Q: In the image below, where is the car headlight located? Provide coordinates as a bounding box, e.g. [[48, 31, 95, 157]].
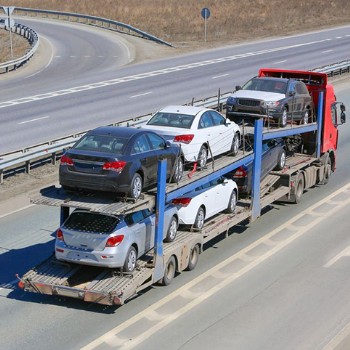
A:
[[262, 101, 280, 108], [227, 96, 237, 104]]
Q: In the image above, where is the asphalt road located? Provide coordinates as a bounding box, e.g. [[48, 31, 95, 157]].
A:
[[0, 19, 350, 152], [0, 81, 349, 349]]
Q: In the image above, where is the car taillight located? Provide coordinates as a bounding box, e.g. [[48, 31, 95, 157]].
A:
[[172, 198, 192, 207], [174, 134, 194, 144], [56, 228, 64, 242], [105, 235, 124, 247], [233, 166, 248, 178], [61, 155, 74, 166], [103, 161, 126, 173]]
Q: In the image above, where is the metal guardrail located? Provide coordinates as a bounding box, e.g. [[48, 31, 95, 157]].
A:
[[12, 7, 172, 47], [0, 22, 39, 73], [1, 61, 350, 183]]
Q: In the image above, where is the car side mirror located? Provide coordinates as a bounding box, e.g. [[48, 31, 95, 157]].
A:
[[235, 85, 242, 91], [341, 112, 346, 124], [165, 141, 172, 148]]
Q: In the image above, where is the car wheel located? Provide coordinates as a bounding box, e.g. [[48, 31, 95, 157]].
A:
[[165, 216, 178, 242], [159, 256, 176, 286], [301, 109, 309, 125], [230, 133, 240, 156], [129, 173, 142, 199], [279, 108, 288, 127], [123, 246, 137, 272], [226, 190, 237, 213], [194, 206, 205, 229], [197, 145, 208, 170], [171, 157, 183, 183], [275, 149, 286, 170], [293, 175, 304, 204], [186, 244, 200, 271]]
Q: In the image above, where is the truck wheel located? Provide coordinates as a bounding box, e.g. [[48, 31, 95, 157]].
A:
[[186, 244, 200, 271], [194, 207, 205, 229], [294, 175, 304, 204], [165, 216, 178, 242], [275, 149, 286, 170], [197, 145, 208, 170], [322, 156, 332, 185], [129, 173, 142, 200], [279, 108, 288, 127], [123, 246, 137, 272], [226, 190, 237, 213], [230, 133, 240, 156], [160, 256, 176, 286]]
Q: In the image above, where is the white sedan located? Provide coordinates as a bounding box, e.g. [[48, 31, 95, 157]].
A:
[[172, 177, 238, 229], [140, 105, 241, 169]]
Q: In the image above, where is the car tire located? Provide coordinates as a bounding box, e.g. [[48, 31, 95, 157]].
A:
[[123, 246, 137, 272], [301, 109, 309, 125], [226, 190, 237, 213], [186, 244, 200, 271], [129, 173, 142, 200], [194, 206, 205, 229], [171, 157, 183, 183], [165, 216, 178, 242], [275, 149, 286, 170], [159, 256, 176, 286], [279, 108, 288, 127], [230, 133, 240, 156], [197, 145, 208, 170]]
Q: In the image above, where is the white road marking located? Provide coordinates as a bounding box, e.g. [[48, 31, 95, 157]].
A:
[[129, 92, 152, 98], [336, 36, 342, 39], [82, 183, 350, 350], [0, 38, 333, 109], [17, 116, 50, 125], [212, 73, 229, 79], [322, 49, 334, 53], [324, 244, 350, 267], [322, 321, 350, 350], [273, 60, 287, 64], [69, 55, 76, 58]]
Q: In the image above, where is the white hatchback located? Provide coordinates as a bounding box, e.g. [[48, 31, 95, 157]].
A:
[[172, 177, 238, 229], [140, 105, 241, 169]]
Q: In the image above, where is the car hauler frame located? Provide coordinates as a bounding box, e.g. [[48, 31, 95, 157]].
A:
[[18, 69, 345, 306]]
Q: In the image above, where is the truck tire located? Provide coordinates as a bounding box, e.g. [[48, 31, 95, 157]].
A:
[[160, 256, 176, 286], [123, 246, 137, 272], [186, 244, 200, 271], [322, 156, 332, 185], [294, 175, 304, 204], [165, 216, 178, 242]]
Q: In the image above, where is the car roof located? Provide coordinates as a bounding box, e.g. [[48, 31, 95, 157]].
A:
[[88, 126, 147, 137], [254, 77, 291, 83], [158, 105, 209, 116]]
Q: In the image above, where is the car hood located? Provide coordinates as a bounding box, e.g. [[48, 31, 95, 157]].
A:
[[232, 90, 285, 101]]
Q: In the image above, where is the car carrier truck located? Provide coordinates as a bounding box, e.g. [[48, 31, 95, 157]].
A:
[[18, 69, 346, 306]]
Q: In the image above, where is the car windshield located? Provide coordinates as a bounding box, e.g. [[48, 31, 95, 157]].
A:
[[242, 78, 287, 94], [63, 211, 120, 234], [74, 135, 128, 154], [147, 112, 195, 129]]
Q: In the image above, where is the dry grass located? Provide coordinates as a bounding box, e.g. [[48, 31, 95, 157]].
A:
[[0, 29, 31, 62], [0, 0, 349, 61]]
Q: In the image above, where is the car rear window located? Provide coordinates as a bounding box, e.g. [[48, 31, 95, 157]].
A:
[[147, 112, 194, 129], [63, 211, 120, 234], [74, 135, 128, 154]]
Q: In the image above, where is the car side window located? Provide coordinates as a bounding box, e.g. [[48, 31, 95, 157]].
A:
[[296, 82, 309, 95], [288, 82, 296, 94], [147, 133, 165, 150], [198, 112, 214, 129], [125, 211, 144, 226], [210, 111, 226, 126], [131, 134, 151, 154]]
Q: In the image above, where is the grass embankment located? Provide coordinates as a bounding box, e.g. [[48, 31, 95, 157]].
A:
[[0, 0, 349, 62], [0, 30, 30, 62]]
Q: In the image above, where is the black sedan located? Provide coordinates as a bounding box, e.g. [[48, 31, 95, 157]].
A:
[[229, 137, 286, 195], [226, 77, 314, 127], [59, 126, 183, 199]]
